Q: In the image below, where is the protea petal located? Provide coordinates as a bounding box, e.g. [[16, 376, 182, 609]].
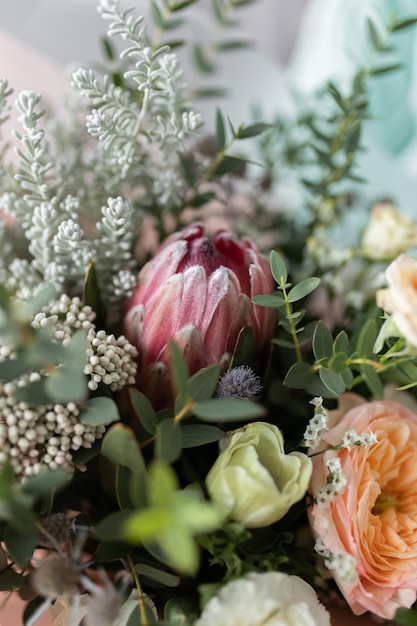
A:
[[139, 273, 184, 364], [124, 222, 275, 407]]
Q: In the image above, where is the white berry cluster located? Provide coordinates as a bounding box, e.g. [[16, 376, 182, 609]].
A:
[[32, 294, 138, 391], [315, 457, 347, 508], [0, 373, 106, 478], [85, 329, 138, 391], [0, 294, 138, 477]]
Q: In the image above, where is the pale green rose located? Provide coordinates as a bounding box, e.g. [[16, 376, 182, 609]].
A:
[[206, 422, 312, 528]]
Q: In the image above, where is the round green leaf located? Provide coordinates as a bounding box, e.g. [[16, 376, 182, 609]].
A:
[[79, 396, 119, 426]]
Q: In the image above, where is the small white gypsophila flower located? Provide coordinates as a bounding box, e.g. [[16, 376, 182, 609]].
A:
[[314, 539, 358, 585], [0, 377, 106, 478], [194, 571, 330, 626], [339, 428, 378, 451], [315, 457, 347, 508], [302, 397, 329, 449], [84, 329, 138, 392]]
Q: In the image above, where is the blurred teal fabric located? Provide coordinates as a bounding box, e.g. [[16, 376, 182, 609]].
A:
[[288, 0, 417, 213]]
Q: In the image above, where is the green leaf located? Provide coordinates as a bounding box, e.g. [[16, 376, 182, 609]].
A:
[[319, 369, 345, 396], [126, 602, 158, 625], [188, 365, 220, 402], [155, 418, 182, 463], [180, 424, 224, 448], [333, 330, 349, 354], [189, 191, 218, 207], [150, 0, 165, 28], [192, 44, 215, 73], [215, 108, 226, 150], [83, 261, 104, 327], [129, 388, 159, 435], [135, 563, 180, 587], [214, 154, 247, 176], [14, 378, 51, 405], [371, 63, 403, 76], [0, 565, 25, 591], [4, 526, 37, 568], [269, 250, 287, 285], [391, 17, 417, 32], [287, 277, 320, 302], [358, 318, 378, 357], [116, 465, 136, 510], [330, 352, 349, 374], [158, 525, 199, 575], [252, 294, 285, 308], [283, 362, 314, 388], [164, 596, 199, 624], [393, 607, 417, 625], [367, 18, 383, 50], [217, 39, 253, 51], [169, 341, 189, 402], [101, 424, 146, 476], [237, 122, 273, 139], [172, 0, 198, 10], [312, 321, 333, 360], [123, 507, 173, 543], [79, 396, 119, 426], [95, 510, 138, 541], [229, 326, 256, 369], [192, 398, 265, 422], [361, 364, 384, 399], [22, 470, 70, 497]]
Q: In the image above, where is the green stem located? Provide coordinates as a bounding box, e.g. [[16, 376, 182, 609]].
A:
[[128, 554, 150, 626]]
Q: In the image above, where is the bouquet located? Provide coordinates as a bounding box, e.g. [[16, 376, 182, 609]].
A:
[[1, 1, 417, 625]]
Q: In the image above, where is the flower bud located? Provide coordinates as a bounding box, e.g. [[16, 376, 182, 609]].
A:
[[206, 422, 312, 528], [361, 202, 417, 261], [124, 223, 275, 406]]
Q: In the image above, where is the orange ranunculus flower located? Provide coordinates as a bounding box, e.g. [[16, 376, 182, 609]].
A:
[[309, 393, 417, 620]]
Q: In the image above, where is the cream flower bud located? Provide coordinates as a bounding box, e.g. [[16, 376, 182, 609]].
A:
[[362, 202, 417, 261], [206, 422, 312, 528]]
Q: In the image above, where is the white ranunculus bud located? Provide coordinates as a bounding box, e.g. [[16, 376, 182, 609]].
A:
[[362, 202, 417, 261], [205, 422, 312, 528]]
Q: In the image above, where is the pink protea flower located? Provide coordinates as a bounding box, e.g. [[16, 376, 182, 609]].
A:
[[124, 222, 275, 406]]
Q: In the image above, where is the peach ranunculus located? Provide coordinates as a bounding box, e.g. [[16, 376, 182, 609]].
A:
[[309, 393, 417, 620], [376, 254, 417, 348]]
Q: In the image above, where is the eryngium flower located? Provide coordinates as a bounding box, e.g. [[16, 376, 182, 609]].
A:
[[124, 223, 275, 404]]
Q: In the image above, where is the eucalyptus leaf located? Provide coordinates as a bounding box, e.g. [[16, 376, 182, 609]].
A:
[[312, 321, 333, 360], [269, 250, 287, 285], [22, 470, 70, 497], [169, 341, 190, 402], [237, 122, 273, 139], [283, 362, 314, 388], [83, 261, 104, 327], [79, 396, 119, 426], [101, 424, 146, 476], [361, 364, 384, 399], [4, 526, 37, 568], [252, 294, 285, 308], [155, 418, 182, 463], [188, 365, 220, 402], [287, 277, 320, 302], [164, 596, 200, 624], [129, 388, 159, 434], [192, 398, 265, 422], [135, 563, 180, 587], [180, 424, 224, 448], [215, 108, 226, 150], [214, 154, 247, 176], [95, 510, 137, 541], [319, 368, 345, 397]]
